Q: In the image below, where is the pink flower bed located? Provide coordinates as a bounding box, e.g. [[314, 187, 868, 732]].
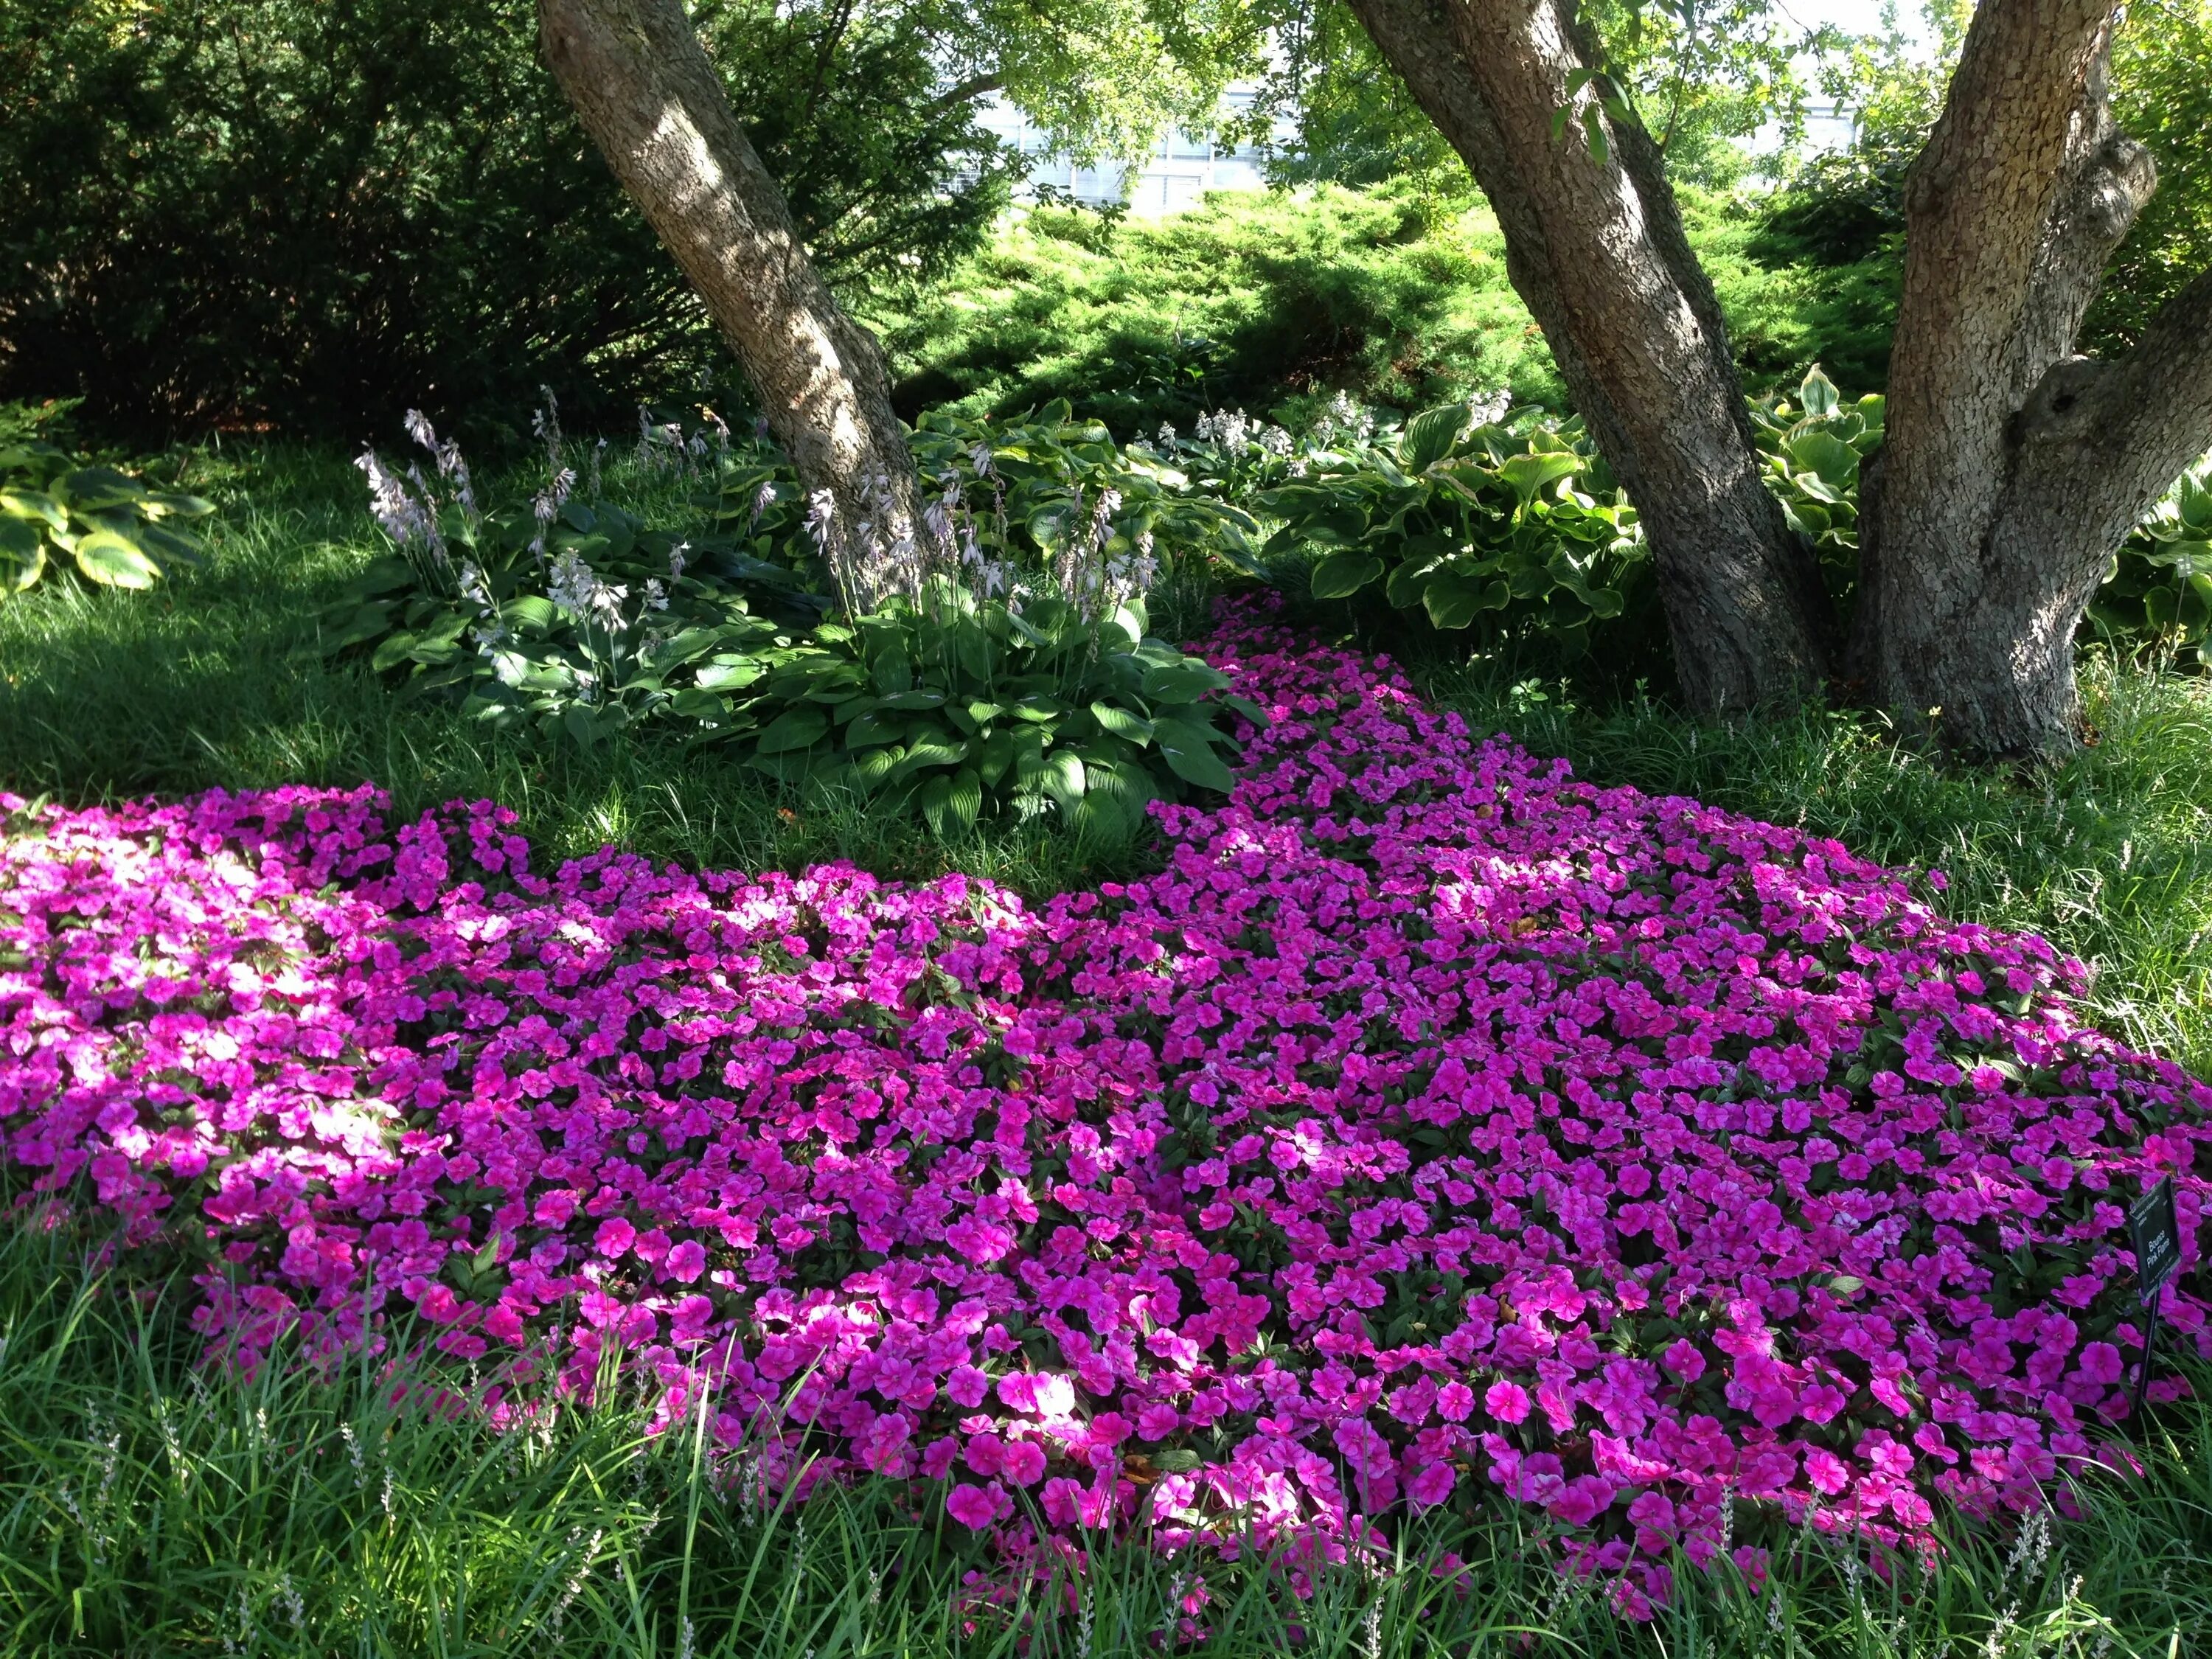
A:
[[3, 607, 2208, 1599]]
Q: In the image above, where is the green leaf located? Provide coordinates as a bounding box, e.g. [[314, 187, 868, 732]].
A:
[[71, 528, 162, 588], [1798, 365, 1840, 418], [1038, 749, 1087, 811], [1153, 719, 1236, 792], [1399, 405, 1470, 475], [1139, 660, 1225, 704], [898, 730, 970, 771], [54, 466, 147, 512], [1091, 702, 1155, 743], [1785, 430, 1860, 492], [0, 517, 46, 593], [754, 706, 829, 754], [878, 689, 947, 711], [920, 768, 983, 838], [1422, 573, 1509, 629], [1310, 552, 1385, 600], [1496, 453, 1582, 505], [0, 490, 66, 532]]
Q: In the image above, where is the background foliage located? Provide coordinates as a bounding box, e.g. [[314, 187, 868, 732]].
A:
[[0, 0, 1019, 442]]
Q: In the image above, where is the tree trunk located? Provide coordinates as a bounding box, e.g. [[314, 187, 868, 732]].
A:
[[1849, 2, 2212, 758], [538, 0, 920, 610], [1343, 0, 1834, 716]]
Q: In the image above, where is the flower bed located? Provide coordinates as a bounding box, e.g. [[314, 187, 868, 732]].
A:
[[2, 605, 2206, 1610]]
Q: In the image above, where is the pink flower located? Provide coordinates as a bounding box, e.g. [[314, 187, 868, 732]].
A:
[[1000, 1440, 1048, 1486], [1662, 1340, 1705, 1382], [945, 1483, 1007, 1530], [1407, 1462, 1456, 1508], [1137, 1403, 1180, 1441], [663, 1239, 706, 1283], [1485, 1381, 1532, 1425]]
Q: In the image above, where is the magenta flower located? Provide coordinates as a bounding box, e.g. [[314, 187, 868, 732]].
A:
[[1485, 1382, 1533, 1425]]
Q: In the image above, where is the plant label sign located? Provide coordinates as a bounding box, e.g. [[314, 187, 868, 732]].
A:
[[2129, 1176, 2180, 1307]]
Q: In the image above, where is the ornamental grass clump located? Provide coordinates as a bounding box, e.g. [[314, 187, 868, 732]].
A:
[[1, 602, 2205, 1618]]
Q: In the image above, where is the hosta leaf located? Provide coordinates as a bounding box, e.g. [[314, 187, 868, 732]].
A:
[[1786, 430, 1860, 491], [1153, 719, 1235, 792], [1398, 404, 1468, 475], [899, 730, 970, 771], [327, 601, 395, 650], [143, 490, 217, 520], [1496, 453, 1582, 505], [0, 490, 66, 532], [754, 706, 829, 754], [0, 517, 45, 592], [71, 528, 162, 588], [1091, 702, 1155, 743], [1798, 364, 1840, 418], [920, 768, 983, 838], [1422, 573, 1509, 630], [1139, 660, 1225, 704], [1310, 552, 1384, 600], [54, 466, 146, 512]]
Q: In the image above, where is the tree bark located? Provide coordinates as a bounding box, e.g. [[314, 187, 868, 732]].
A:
[[1848, 1, 2211, 758], [1343, 0, 1834, 716], [538, 0, 920, 610]]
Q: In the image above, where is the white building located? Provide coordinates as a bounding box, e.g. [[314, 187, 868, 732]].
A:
[[974, 88, 1283, 218]]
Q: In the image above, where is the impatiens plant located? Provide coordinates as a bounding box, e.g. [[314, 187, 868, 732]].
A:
[[0, 440, 213, 594], [3, 599, 2205, 1619]]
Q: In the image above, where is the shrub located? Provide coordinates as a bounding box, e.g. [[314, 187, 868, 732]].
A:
[[877, 186, 1571, 434], [0, 0, 1015, 440], [0, 439, 212, 595], [1162, 394, 1646, 658]]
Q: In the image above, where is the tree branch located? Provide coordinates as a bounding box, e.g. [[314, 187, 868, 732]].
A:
[[930, 72, 1005, 114], [2011, 267, 2212, 550]]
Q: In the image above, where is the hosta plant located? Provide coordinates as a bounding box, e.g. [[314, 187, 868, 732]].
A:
[[1231, 396, 1644, 654], [688, 580, 1259, 838], [1747, 365, 1886, 604], [327, 411, 824, 745], [2090, 455, 2212, 667], [0, 441, 212, 594], [334, 409, 1255, 835]]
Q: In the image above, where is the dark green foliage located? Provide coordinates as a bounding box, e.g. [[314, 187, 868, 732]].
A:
[[1244, 403, 1646, 655], [0, 0, 1016, 442], [707, 588, 1256, 841], [2090, 459, 2212, 669]]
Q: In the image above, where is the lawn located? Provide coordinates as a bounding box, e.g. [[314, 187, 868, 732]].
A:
[[1, 444, 2209, 1656]]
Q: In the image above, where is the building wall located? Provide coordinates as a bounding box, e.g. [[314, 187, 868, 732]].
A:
[[973, 88, 1280, 218]]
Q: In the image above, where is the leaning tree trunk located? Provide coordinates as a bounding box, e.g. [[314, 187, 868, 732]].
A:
[[1850, 1, 2212, 758], [539, 0, 920, 609], [1344, 0, 1834, 716]]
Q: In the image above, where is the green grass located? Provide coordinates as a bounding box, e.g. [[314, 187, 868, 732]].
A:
[[5, 447, 2212, 1655], [1, 1217, 2204, 1658]]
